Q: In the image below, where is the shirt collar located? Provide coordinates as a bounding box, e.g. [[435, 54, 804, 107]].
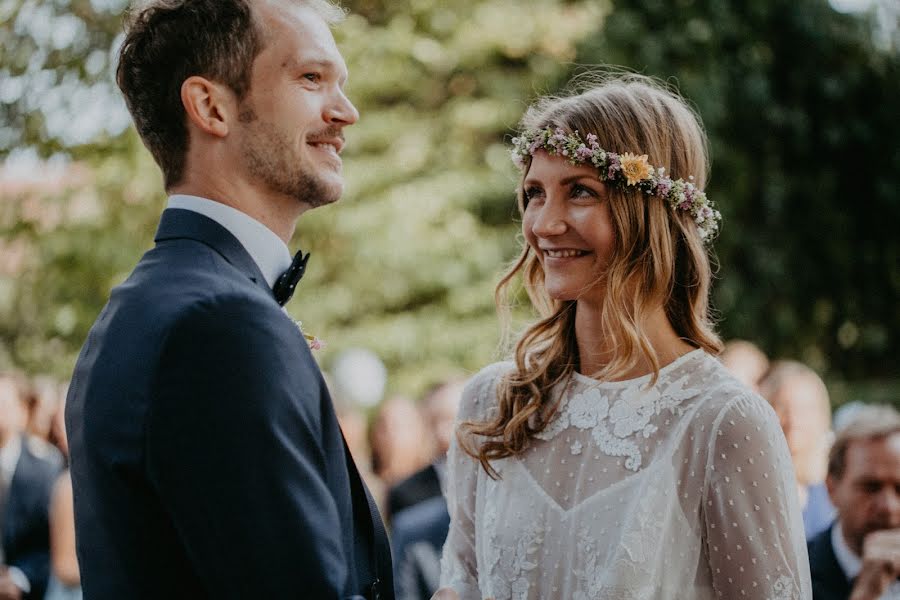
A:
[[167, 195, 292, 288], [832, 520, 862, 579]]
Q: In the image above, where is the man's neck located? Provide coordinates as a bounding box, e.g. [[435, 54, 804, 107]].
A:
[[169, 177, 305, 245]]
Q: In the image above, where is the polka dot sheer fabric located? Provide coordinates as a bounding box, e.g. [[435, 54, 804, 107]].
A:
[[439, 350, 812, 600]]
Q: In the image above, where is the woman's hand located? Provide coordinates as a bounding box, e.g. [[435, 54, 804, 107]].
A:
[[430, 588, 460, 600]]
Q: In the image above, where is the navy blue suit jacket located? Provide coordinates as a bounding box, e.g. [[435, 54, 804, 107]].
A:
[[66, 209, 392, 599], [3, 436, 61, 599], [807, 523, 853, 600]]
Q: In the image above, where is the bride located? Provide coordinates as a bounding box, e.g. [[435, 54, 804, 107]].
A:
[[434, 74, 811, 599]]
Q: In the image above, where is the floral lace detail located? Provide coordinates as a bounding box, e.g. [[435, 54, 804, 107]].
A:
[[482, 491, 545, 600], [537, 373, 700, 470], [769, 575, 797, 600]]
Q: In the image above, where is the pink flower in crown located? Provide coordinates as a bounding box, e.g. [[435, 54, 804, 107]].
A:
[[606, 153, 621, 179], [656, 179, 673, 197], [576, 145, 594, 161]]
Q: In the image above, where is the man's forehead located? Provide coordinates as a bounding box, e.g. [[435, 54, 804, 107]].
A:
[[846, 435, 900, 474], [256, 1, 347, 73]]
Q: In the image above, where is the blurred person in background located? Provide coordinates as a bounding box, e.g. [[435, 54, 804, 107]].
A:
[[0, 372, 62, 600], [808, 405, 900, 600], [719, 339, 769, 392], [22, 378, 59, 446], [387, 378, 465, 519], [761, 360, 836, 540], [45, 390, 80, 600], [390, 378, 464, 600], [370, 395, 430, 488]]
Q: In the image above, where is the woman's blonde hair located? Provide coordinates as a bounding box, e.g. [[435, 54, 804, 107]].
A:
[[462, 73, 723, 478]]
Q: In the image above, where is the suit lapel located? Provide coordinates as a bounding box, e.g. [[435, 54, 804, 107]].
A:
[[154, 208, 274, 299]]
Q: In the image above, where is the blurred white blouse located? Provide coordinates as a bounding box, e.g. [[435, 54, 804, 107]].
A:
[[439, 349, 812, 600]]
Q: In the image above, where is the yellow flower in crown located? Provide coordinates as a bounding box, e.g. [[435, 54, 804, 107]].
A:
[[619, 152, 651, 186]]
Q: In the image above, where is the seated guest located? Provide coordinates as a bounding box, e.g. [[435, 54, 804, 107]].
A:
[[808, 404, 900, 600], [391, 496, 450, 600], [370, 395, 431, 488], [0, 372, 62, 600], [761, 360, 836, 539], [387, 378, 464, 520]]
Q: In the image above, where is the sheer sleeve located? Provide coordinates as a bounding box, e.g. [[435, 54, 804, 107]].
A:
[[702, 394, 812, 599], [439, 364, 507, 600]]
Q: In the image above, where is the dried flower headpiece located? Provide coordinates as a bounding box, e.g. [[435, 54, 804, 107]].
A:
[[510, 127, 722, 242]]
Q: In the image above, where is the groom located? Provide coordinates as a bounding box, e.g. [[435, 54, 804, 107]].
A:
[[65, 1, 393, 598]]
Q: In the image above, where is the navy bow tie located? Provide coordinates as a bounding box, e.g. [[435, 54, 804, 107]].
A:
[[273, 249, 310, 306]]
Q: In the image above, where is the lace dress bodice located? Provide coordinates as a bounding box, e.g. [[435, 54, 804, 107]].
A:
[[439, 350, 812, 600]]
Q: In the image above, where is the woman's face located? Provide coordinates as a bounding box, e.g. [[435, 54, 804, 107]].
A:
[[522, 151, 616, 302]]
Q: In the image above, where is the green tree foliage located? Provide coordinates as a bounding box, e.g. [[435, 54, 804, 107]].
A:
[[578, 0, 899, 378], [0, 0, 896, 395]]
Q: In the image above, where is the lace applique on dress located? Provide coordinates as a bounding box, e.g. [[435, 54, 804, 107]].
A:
[[483, 490, 545, 600], [537, 373, 700, 470], [769, 574, 798, 600]]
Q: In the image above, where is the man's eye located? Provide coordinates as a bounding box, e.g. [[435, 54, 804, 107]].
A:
[[303, 73, 321, 83]]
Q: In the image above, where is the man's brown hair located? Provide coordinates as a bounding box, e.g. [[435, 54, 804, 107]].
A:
[[828, 404, 900, 479], [116, 0, 343, 188]]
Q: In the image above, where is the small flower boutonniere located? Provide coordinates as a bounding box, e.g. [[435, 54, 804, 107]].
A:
[[294, 319, 326, 351]]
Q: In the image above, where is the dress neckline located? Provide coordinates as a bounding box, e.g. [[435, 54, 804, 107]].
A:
[[570, 347, 707, 390]]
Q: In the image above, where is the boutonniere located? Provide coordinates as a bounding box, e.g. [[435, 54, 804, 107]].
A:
[[294, 320, 326, 350]]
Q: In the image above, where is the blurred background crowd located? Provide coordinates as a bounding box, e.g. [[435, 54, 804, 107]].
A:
[[1, 341, 898, 599], [0, 0, 898, 598]]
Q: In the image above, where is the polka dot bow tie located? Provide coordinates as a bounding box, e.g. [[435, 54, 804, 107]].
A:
[[273, 249, 310, 306]]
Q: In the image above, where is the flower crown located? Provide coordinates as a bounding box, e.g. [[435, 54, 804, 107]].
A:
[[510, 127, 722, 242]]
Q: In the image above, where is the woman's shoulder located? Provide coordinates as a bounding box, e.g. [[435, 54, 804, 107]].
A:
[[457, 361, 515, 420], [688, 353, 780, 434]]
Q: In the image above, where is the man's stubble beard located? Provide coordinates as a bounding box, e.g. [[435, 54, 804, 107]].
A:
[[238, 109, 340, 209]]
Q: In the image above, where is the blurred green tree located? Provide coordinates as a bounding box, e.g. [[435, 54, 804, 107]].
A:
[[578, 0, 899, 378], [0, 0, 609, 394], [0, 0, 896, 397]]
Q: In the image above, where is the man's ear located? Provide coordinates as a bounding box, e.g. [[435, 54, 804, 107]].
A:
[[181, 76, 235, 138], [825, 473, 838, 502]]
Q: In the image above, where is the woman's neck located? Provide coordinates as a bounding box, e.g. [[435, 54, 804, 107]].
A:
[[574, 300, 696, 380]]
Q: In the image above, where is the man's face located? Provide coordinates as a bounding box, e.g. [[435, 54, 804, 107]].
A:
[[0, 378, 26, 443], [235, 1, 358, 209], [768, 375, 830, 477], [828, 434, 900, 555]]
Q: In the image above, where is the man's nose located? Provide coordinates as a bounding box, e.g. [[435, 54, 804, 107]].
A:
[[325, 89, 359, 126], [874, 488, 900, 523]]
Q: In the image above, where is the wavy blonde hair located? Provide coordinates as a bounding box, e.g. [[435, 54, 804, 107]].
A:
[[462, 73, 723, 478]]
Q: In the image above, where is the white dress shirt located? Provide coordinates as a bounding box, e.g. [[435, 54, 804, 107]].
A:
[[167, 195, 293, 288], [833, 521, 900, 599]]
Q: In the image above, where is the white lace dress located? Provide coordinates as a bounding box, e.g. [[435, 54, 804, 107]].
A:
[[439, 349, 812, 600]]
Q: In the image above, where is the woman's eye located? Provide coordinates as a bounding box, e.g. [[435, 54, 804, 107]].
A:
[[303, 73, 321, 83], [571, 183, 596, 199], [523, 186, 545, 205]]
